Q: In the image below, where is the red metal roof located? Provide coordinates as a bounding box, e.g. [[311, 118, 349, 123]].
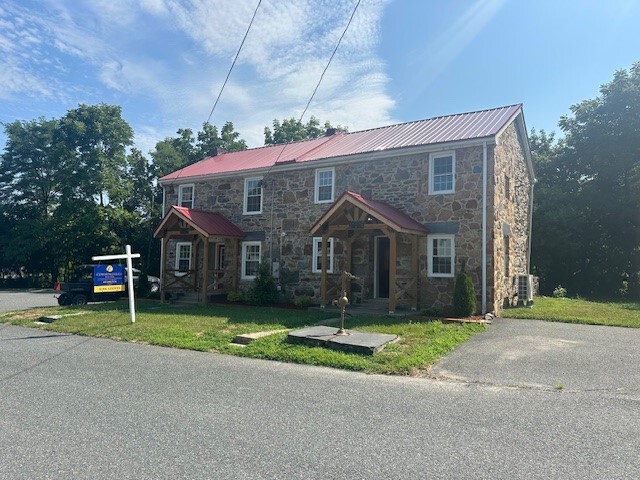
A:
[[153, 206, 245, 238], [310, 191, 429, 236], [161, 104, 522, 182]]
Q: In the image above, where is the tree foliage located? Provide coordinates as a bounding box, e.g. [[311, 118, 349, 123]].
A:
[[531, 62, 640, 298], [263, 116, 346, 145], [453, 260, 476, 317]]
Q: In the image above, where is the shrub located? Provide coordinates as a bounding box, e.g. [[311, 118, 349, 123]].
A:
[[248, 260, 279, 306], [136, 269, 151, 297], [552, 285, 567, 298], [226, 291, 243, 302], [453, 260, 476, 317], [421, 306, 441, 317], [293, 295, 312, 309]]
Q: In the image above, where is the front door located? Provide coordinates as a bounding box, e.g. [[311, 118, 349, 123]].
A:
[[375, 236, 390, 298]]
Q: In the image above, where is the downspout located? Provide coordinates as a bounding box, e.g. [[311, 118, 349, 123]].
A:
[[527, 180, 535, 274], [482, 142, 488, 314]]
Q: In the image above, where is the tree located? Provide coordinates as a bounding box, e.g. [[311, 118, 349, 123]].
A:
[[530, 63, 640, 298], [263, 116, 346, 145], [55, 103, 134, 205], [152, 122, 247, 178]]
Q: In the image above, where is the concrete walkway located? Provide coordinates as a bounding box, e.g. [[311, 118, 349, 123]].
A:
[[430, 317, 640, 395]]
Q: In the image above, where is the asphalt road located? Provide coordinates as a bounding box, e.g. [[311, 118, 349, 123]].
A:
[[0, 289, 59, 313], [1, 319, 639, 479]]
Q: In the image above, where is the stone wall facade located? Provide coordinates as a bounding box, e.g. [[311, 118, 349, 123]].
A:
[[161, 126, 532, 314], [488, 123, 533, 313]]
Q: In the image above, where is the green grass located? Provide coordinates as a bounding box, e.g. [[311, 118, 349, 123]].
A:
[[505, 296, 640, 328], [0, 300, 483, 375]]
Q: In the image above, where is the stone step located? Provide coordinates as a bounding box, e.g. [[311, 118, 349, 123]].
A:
[[231, 329, 288, 345]]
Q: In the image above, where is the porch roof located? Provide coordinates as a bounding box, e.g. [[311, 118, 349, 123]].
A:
[[153, 206, 245, 239], [309, 191, 429, 236]]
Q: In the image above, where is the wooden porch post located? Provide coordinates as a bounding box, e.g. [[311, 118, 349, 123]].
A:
[[160, 235, 167, 303], [389, 231, 397, 314], [201, 235, 209, 304], [320, 233, 329, 307], [345, 237, 353, 297], [412, 235, 419, 311], [232, 239, 239, 292]]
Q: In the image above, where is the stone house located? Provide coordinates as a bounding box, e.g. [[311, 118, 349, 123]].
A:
[[154, 104, 534, 315]]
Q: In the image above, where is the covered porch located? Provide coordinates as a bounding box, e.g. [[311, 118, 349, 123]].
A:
[[153, 206, 245, 304], [310, 191, 428, 314]]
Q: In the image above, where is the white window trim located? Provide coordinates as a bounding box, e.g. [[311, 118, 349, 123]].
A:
[[429, 151, 456, 195], [178, 184, 194, 208], [312, 237, 335, 273], [243, 177, 263, 215], [174, 241, 192, 277], [241, 241, 261, 280], [427, 234, 455, 278], [314, 167, 335, 204]]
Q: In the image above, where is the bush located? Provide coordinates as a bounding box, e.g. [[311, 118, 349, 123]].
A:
[[136, 269, 151, 297], [552, 285, 567, 298], [227, 291, 244, 302], [421, 306, 441, 317], [248, 261, 279, 306], [453, 260, 476, 317], [293, 295, 312, 309]]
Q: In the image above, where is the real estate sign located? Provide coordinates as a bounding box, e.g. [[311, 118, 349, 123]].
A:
[[93, 265, 125, 293]]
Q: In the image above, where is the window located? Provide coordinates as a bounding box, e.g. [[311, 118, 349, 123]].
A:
[[429, 152, 455, 194], [175, 242, 192, 276], [427, 235, 455, 277], [312, 237, 334, 273], [178, 184, 194, 208], [244, 177, 263, 214], [315, 167, 335, 203], [241, 241, 261, 280]]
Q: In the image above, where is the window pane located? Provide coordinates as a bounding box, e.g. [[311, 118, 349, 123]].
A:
[[246, 179, 262, 212], [317, 170, 333, 202], [432, 156, 453, 192]]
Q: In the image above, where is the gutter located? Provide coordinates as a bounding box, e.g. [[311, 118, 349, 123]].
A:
[[482, 141, 488, 314]]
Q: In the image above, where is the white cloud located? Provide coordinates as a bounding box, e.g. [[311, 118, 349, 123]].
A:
[[1, 0, 396, 150]]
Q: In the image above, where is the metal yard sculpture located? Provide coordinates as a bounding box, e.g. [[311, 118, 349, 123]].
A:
[[335, 271, 358, 335]]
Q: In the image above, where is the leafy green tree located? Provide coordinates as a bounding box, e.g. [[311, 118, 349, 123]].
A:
[[263, 116, 346, 145], [55, 103, 134, 206], [0, 118, 60, 217], [248, 260, 279, 306]]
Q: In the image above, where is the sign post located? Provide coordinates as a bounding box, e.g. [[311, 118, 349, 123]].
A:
[[92, 245, 141, 324]]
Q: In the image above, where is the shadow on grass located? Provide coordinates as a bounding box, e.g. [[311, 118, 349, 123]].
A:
[[56, 299, 437, 329]]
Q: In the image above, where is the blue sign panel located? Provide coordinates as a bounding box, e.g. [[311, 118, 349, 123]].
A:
[[94, 265, 125, 293]]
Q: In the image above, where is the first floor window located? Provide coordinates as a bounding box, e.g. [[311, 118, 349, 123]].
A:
[[178, 184, 194, 208], [244, 177, 263, 214], [242, 241, 261, 280], [175, 242, 192, 276], [312, 237, 334, 273], [427, 235, 455, 277]]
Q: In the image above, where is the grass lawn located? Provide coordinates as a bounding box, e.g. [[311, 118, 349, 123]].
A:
[[505, 296, 640, 328], [0, 300, 483, 375]]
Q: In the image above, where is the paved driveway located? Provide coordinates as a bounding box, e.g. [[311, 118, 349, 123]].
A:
[[430, 317, 640, 395], [0, 290, 58, 313]]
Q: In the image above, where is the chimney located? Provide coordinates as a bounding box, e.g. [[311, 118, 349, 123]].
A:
[[325, 128, 337, 136], [210, 147, 226, 157]]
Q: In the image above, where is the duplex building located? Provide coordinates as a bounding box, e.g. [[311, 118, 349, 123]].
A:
[[154, 104, 535, 315]]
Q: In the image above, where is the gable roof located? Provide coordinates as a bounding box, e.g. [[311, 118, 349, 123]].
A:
[[160, 104, 524, 183], [153, 206, 245, 239], [309, 191, 429, 236]]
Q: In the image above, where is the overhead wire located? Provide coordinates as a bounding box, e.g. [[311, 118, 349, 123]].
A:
[[205, 0, 262, 125]]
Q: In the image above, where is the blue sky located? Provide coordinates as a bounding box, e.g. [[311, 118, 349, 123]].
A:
[[1, 0, 639, 153]]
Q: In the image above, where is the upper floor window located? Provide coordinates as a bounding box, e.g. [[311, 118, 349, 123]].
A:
[[244, 177, 263, 214], [315, 167, 335, 203], [312, 237, 335, 273], [427, 234, 455, 277], [178, 184, 194, 208], [241, 241, 261, 280], [429, 152, 455, 194]]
